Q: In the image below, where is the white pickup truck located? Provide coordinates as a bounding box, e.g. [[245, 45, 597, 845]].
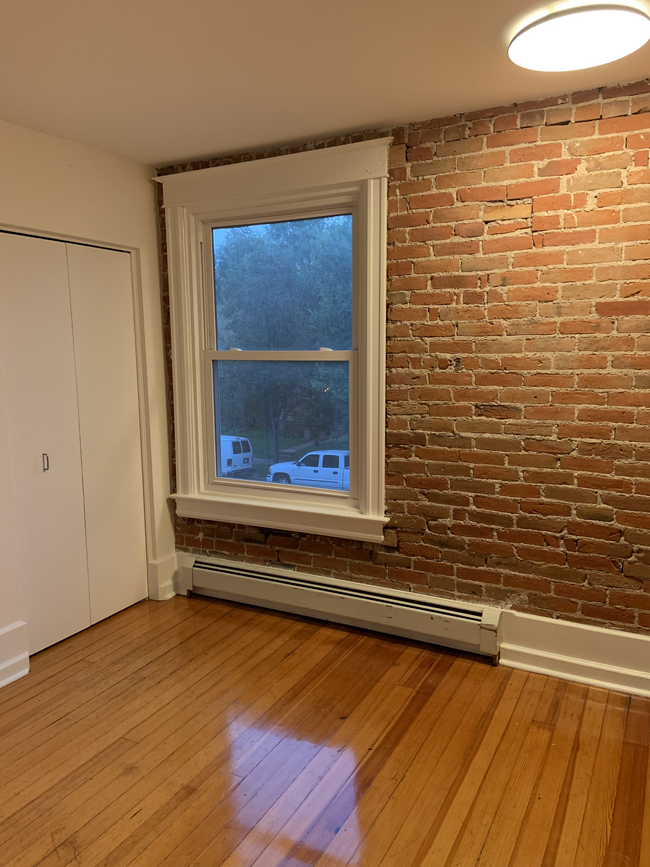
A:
[[267, 450, 350, 491]]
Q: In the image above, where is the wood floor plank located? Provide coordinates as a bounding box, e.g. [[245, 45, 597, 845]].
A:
[[0, 601, 230, 753], [307, 655, 475, 867], [195, 645, 421, 867], [573, 692, 629, 867], [319, 659, 491, 867], [0, 619, 295, 836], [28, 599, 203, 675], [0, 601, 232, 742], [312, 652, 465, 867], [0, 615, 314, 864], [121, 644, 423, 867], [641, 708, 650, 867], [443, 673, 548, 867], [603, 695, 650, 867], [0, 596, 646, 867], [376, 664, 511, 867], [248, 652, 448, 867], [6, 618, 348, 866], [473, 721, 552, 867], [509, 681, 588, 867], [144, 635, 403, 867], [0, 604, 269, 806], [413, 669, 529, 867], [0, 600, 177, 710], [543, 686, 609, 867]]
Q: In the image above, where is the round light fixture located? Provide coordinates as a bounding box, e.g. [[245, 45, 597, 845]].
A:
[[508, 3, 650, 71]]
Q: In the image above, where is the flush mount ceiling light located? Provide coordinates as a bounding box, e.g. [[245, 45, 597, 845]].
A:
[[508, 3, 650, 71]]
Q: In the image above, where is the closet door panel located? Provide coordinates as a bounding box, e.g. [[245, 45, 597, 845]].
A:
[[66, 244, 147, 623], [0, 232, 91, 653]]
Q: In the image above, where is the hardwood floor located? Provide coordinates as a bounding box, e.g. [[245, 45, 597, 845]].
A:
[[0, 596, 648, 867]]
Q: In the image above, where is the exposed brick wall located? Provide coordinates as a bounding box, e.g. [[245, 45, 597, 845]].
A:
[[160, 79, 650, 634]]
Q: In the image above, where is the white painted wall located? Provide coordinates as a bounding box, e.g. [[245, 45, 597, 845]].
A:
[[0, 120, 175, 679], [0, 353, 22, 629]]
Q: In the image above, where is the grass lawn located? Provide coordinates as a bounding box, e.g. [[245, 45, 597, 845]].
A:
[[233, 427, 349, 463]]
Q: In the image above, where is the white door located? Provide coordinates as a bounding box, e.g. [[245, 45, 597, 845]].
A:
[[66, 244, 147, 623], [0, 233, 91, 652], [0, 233, 148, 652]]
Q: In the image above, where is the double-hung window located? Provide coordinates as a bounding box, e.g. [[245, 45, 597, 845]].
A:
[[161, 138, 389, 542]]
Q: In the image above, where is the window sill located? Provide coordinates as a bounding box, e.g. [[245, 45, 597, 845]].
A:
[[172, 493, 387, 543]]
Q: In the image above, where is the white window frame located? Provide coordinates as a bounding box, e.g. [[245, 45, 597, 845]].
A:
[[161, 138, 389, 543]]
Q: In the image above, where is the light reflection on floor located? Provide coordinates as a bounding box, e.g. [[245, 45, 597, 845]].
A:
[[217, 714, 363, 867]]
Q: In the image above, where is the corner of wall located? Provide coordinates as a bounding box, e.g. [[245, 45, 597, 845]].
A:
[[147, 554, 178, 601], [0, 620, 29, 689]]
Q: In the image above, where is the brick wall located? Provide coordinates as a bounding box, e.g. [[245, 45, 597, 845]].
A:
[[160, 79, 650, 634]]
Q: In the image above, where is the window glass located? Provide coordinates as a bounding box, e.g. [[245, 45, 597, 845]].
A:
[[232, 440, 242, 454], [213, 216, 353, 351], [301, 454, 320, 467], [214, 360, 349, 486], [241, 440, 251, 453], [322, 454, 339, 468]]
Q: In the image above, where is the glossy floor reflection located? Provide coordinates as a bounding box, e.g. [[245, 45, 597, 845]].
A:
[[0, 596, 647, 867]]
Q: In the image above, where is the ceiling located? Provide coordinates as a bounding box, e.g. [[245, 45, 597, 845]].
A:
[[2, 0, 650, 167]]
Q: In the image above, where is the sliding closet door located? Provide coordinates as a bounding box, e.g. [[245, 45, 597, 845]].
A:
[[0, 232, 91, 652], [66, 244, 147, 623]]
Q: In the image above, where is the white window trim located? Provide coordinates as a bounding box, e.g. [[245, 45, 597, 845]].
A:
[[161, 138, 390, 543]]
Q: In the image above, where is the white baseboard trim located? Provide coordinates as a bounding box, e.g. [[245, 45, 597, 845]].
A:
[[147, 554, 177, 601], [173, 552, 194, 597], [0, 620, 29, 689], [499, 610, 650, 697]]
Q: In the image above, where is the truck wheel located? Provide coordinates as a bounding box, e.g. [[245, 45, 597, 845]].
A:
[[273, 473, 291, 484]]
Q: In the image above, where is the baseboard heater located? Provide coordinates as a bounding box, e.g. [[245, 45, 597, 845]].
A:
[[187, 556, 500, 657]]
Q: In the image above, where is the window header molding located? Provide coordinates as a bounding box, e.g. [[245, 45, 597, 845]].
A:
[[162, 139, 390, 543], [159, 137, 392, 208]]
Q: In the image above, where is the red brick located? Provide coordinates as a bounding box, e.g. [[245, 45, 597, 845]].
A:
[[628, 132, 650, 149], [509, 143, 563, 163], [508, 178, 561, 199], [482, 236, 533, 254], [529, 595, 578, 613], [598, 188, 650, 207], [572, 90, 599, 104], [538, 159, 581, 177], [558, 424, 613, 439], [409, 192, 455, 209], [541, 229, 597, 247], [603, 81, 650, 99], [458, 186, 506, 203], [540, 121, 596, 140], [487, 129, 539, 148], [582, 604, 635, 624], [567, 136, 625, 156], [599, 113, 650, 134], [532, 194, 574, 212], [596, 300, 650, 317]]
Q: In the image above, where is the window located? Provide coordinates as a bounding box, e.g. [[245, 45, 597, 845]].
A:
[[161, 138, 389, 542], [211, 214, 352, 491]]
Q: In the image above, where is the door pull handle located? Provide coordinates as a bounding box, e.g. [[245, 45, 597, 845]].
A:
[[42, 453, 50, 472]]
